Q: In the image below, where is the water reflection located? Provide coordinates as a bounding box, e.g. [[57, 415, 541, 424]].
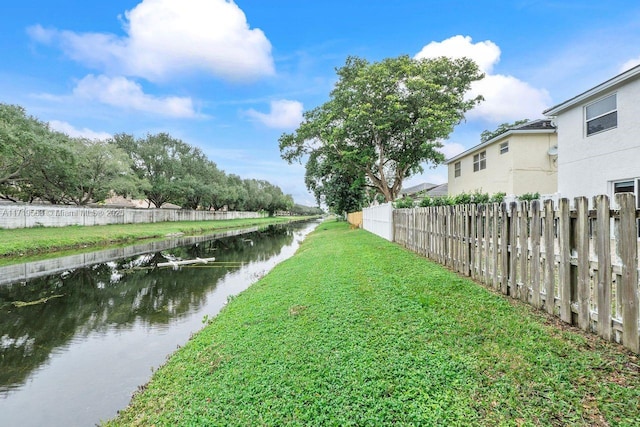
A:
[[0, 221, 317, 426]]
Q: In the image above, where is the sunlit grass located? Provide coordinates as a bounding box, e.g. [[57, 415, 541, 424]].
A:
[[105, 220, 640, 426]]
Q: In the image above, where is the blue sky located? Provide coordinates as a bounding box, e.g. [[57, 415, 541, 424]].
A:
[[2, 0, 640, 205]]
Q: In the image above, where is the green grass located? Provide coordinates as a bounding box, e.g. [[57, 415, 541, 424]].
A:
[[105, 220, 640, 426], [0, 216, 312, 259]]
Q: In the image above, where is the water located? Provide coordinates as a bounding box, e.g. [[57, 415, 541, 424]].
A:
[[0, 220, 319, 427]]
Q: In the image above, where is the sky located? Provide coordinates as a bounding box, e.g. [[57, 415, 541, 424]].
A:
[[2, 0, 640, 206]]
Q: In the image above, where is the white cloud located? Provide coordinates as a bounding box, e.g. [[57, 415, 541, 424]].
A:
[[245, 99, 303, 129], [28, 0, 274, 82], [415, 35, 551, 122], [466, 75, 551, 122], [415, 35, 501, 73], [72, 74, 198, 118], [48, 120, 112, 140]]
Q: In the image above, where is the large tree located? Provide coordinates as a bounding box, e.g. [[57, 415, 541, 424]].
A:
[[0, 104, 56, 199], [279, 55, 484, 204], [113, 133, 198, 208], [304, 149, 367, 214]]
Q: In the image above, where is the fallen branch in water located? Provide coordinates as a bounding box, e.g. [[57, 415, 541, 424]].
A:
[[13, 294, 64, 307]]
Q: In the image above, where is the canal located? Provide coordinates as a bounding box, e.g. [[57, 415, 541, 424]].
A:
[[0, 220, 320, 427]]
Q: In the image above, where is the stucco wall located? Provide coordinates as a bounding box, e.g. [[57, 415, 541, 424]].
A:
[[448, 132, 557, 196], [556, 78, 640, 203]]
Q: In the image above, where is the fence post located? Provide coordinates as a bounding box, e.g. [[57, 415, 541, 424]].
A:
[[575, 197, 591, 331], [500, 202, 509, 295], [594, 195, 612, 341], [469, 204, 476, 278], [544, 199, 556, 315], [617, 193, 639, 353], [508, 202, 518, 298], [482, 204, 489, 285], [519, 201, 529, 302], [492, 203, 499, 290], [530, 200, 542, 308], [558, 198, 572, 323], [476, 204, 483, 282]]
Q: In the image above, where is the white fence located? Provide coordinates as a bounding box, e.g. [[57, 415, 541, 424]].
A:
[[363, 203, 394, 241], [0, 205, 261, 229]]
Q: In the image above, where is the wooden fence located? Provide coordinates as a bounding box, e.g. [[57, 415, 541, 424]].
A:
[[393, 194, 640, 354], [347, 211, 363, 228]]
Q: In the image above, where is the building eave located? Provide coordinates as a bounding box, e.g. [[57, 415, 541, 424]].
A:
[[543, 64, 640, 116], [444, 127, 556, 165]]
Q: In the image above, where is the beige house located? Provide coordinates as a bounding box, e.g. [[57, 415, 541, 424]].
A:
[[446, 119, 558, 197]]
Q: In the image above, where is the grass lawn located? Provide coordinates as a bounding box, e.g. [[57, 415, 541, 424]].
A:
[[0, 216, 312, 259], [105, 220, 640, 426]]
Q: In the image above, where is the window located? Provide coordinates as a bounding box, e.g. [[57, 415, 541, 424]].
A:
[[499, 141, 509, 154], [454, 161, 461, 177], [473, 151, 486, 172], [612, 179, 640, 237], [613, 180, 634, 195], [612, 179, 640, 209], [586, 94, 617, 136]]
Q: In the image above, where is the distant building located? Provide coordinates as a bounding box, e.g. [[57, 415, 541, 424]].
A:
[[446, 119, 558, 197], [398, 182, 448, 200], [544, 64, 640, 207]]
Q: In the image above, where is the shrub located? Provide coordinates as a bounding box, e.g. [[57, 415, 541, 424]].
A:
[[518, 192, 540, 202], [393, 197, 415, 209], [489, 192, 506, 203]]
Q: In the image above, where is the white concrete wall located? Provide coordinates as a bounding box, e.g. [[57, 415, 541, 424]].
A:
[[556, 78, 640, 205], [0, 205, 261, 229], [363, 203, 394, 241]]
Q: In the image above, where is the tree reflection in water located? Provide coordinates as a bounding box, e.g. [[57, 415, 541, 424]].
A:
[[0, 223, 297, 393]]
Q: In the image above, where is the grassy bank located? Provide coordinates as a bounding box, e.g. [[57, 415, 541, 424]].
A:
[[0, 216, 313, 259], [105, 221, 640, 426]]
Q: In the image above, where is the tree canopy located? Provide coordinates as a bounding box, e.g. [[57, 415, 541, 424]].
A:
[[279, 55, 484, 212], [480, 119, 529, 143], [0, 103, 299, 214]]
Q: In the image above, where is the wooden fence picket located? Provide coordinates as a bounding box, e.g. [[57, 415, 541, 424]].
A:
[[575, 197, 591, 331], [595, 195, 612, 341], [519, 202, 529, 302], [390, 193, 639, 354], [530, 200, 542, 309], [617, 193, 639, 353], [544, 200, 556, 315]]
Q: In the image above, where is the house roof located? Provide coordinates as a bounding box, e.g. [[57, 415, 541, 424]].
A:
[[544, 63, 640, 116], [444, 119, 556, 164], [400, 182, 438, 195], [425, 183, 448, 197]]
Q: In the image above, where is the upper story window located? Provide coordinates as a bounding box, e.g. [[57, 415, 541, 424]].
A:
[[586, 94, 617, 136], [473, 151, 486, 172], [499, 141, 509, 154], [454, 161, 461, 177]]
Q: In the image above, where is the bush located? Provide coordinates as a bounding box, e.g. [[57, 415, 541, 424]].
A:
[[518, 192, 540, 202], [393, 197, 415, 209], [489, 192, 506, 203], [416, 192, 506, 208], [419, 196, 454, 207]]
